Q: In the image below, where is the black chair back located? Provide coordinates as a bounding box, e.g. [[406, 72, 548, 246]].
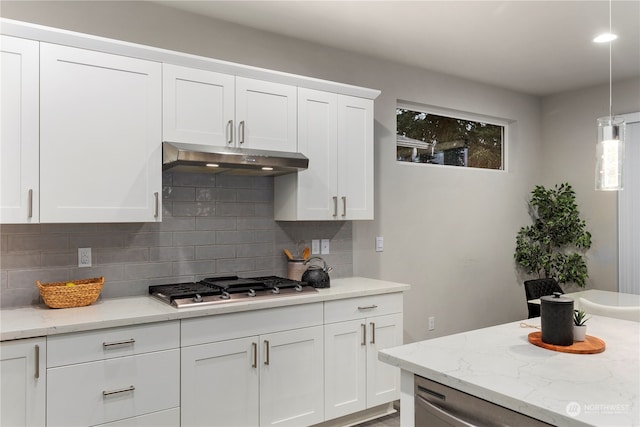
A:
[[524, 278, 563, 318]]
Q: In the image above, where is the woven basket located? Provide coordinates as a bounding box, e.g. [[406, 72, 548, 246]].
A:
[[37, 277, 104, 309]]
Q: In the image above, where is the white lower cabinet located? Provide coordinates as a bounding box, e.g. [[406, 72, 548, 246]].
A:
[[46, 321, 180, 427], [181, 304, 324, 427], [324, 294, 403, 420], [0, 337, 46, 427]]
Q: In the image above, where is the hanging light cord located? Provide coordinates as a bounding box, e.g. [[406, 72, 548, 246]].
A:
[[608, 0, 613, 118]]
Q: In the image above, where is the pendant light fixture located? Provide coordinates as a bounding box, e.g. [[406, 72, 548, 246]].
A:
[[595, 0, 625, 191]]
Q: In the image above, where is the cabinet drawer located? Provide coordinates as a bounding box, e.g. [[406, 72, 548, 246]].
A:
[[324, 293, 403, 323], [94, 408, 179, 427], [182, 303, 323, 347], [47, 349, 179, 427], [47, 321, 179, 367]]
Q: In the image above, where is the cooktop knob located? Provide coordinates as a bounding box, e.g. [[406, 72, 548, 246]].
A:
[[271, 287, 280, 294], [220, 291, 230, 300], [193, 293, 203, 303], [248, 289, 256, 297], [295, 284, 303, 292]]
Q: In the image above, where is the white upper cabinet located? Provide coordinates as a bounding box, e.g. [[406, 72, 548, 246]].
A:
[[162, 64, 234, 145], [274, 89, 374, 220], [162, 68, 297, 153], [235, 77, 297, 152], [40, 43, 162, 223], [0, 36, 39, 224], [337, 95, 374, 220]]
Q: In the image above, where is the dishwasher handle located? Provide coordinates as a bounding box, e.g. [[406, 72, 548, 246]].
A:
[[415, 393, 476, 427]]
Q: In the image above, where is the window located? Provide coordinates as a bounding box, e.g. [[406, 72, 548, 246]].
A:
[[396, 105, 505, 170]]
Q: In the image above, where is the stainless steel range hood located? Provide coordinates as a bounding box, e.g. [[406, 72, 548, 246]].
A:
[[162, 142, 308, 176]]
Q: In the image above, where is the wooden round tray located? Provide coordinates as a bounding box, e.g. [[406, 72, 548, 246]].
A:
[[528, 331, 605, 354]]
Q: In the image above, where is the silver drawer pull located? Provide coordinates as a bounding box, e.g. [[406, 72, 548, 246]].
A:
[[34, 344, 40, 379], [357, 305, 378, 310], [153, 192, 159, 218], [103, 385, 135, 397], [361, 323, 366, 346], [370, 322, 376, 344], [28, 189, 33, 218], [103, 338, 135, 348]]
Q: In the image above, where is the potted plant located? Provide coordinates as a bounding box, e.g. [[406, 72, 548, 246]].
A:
[[573, 309, 589, 341], [514, 183, 592, 288]]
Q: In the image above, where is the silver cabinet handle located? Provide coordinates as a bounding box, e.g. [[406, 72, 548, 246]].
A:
[[103, 338, 135, 348], [227, 119, 233, 144], [239, 120, 245, 144], [103, 385, 135, 397], [153, 192, 159, 218], [357, 305, 378, 310], [252, 342, 257, 368], [415, 393, 475, 427], [361, 323, 366, 346], [264, 340, 270, 365], [370, 322, 376, 344], [28, 189, 33, 218], [342, 196, 347, 217], [333, 196, 338, 218], [34, 344, 40, 379]]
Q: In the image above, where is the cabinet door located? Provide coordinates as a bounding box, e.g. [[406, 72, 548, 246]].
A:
[[366, 313, 403, 407], [163, 64, 234, 146], [40, 43, 161, 223], [181, 337, 259, 427], [260, 326, 324, 427], [235, 77, 297, 152], [0, 36, 39, 223], [0, 337, 46, 427], [324, 320, 367, 420], [296, 88, 338, 220], [337, 96, 374, 220]]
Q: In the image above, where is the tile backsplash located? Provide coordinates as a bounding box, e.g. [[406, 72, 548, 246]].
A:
[[0, 172, 353, 308]]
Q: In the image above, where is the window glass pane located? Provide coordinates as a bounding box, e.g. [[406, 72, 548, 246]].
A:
[[396, 108, 504, 170]]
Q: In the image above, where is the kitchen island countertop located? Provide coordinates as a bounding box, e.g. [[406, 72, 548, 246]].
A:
[[1, 277, 409, 341], [379, 315, 639, 427]]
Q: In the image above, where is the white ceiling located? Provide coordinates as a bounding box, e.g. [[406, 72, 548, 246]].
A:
[[155, 0, 640, 96]]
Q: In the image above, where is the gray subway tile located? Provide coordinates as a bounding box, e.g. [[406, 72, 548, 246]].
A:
[[97, 248, 149, 264], [217, 258, 255, 274], [0, 287, 41, 308], [195, 217, 236, 231], [124, 262, 173, 280], [149, 246, 194, 262], [196, 188, 236, 202], [69, 265, 124, 282], [40, 224, 98, 234], [254, 230, 275, 244], [172, 260, 216, 276], [163, 186, 195, 201], [0, 253, 41, 269], [236, 243, 273, 258], [125, 232, 173, 247], [172, 172, 216, 187], [8, 234, 69, 252], [69, 233, 124, 249], [254, 203, 274, 218], [173, 231, 216, 246], [216, 175, 254, 189], [8, 268, 69, 289], [237, 189, 273, 203], [196, 245, 235, 260], [0, 224, 41, 235], [172, 202, 217, 217], [216, 203, 255, 217], [159, 217, 195, 232], [237, 218, 275, 230], [41, 251, 77, 268], [216, 230, 253, 245]]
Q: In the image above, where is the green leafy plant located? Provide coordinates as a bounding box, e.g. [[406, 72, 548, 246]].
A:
[[514, 183, 592, 287], [573, 309, 590, 326]]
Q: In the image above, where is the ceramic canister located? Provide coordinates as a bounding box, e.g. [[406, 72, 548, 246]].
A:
[[540, 292, 574, 346]]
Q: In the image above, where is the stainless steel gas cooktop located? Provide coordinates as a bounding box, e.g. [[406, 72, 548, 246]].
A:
[[149, 275, 317, 308]]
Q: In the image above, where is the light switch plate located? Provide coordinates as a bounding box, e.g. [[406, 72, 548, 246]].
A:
[[311, 239, 320, 255], [375, 236, 384, 252], [321, 239, 330, 255], [78, 248, 92, 267]]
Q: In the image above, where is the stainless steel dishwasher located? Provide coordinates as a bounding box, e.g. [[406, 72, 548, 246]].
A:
[[414, 375, 553, 427]]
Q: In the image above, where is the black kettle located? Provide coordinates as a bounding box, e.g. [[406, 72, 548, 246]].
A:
[[302, 257, 332, 288]]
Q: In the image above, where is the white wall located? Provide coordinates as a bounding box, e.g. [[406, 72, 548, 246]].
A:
[[2, 1, 544, 342], [541, 77, 640, 293]]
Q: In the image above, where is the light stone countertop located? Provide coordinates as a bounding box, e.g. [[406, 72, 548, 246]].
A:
[[0, 277, 409, 341], [379, 315, 640, 427]]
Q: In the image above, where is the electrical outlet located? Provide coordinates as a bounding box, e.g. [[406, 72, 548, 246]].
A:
[[321, 239, 330, 255], [375, 236, 384, 252], [78, 248, 92, 267], [428, 316, 435, 331], [311, 239, 320, 255]]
